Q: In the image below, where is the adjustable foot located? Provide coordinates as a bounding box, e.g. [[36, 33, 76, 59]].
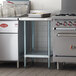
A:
[[17, 61, 19, 68], [57, 62, 59, 70]]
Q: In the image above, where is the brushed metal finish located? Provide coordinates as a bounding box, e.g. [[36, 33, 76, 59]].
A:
[[51, 17, 76, 63], [57, 33, 76, 37], [0, 20, 18, 61], [53, 28, 76, 31], [0, 18, 18, 21], [0, 34, 18, 61]]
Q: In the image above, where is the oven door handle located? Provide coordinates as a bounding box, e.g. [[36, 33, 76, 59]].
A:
[[57, 33, 76, 37], [53, 28, 76, 31]]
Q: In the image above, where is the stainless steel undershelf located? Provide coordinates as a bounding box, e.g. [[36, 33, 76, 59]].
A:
[[25, 51, 49, 58]]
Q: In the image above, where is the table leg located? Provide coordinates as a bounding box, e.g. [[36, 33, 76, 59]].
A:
[[48, 21, 51, 68], [57, 62, 59, 70], [24, 21, 27, 68], [17, 61, 19, 68], [32, 21, 35, 51], [32, 21, 35, 64]]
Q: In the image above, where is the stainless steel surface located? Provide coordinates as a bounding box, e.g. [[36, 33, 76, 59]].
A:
[[19, 17, 51, 21], [52, 16, 76, 19], [0, 19, 19, 68], [0, 18, 18, 21], [57, 62, 59, 70], [0, 21, 18, 33], [52, 16, 76, 64], [53, 28, 76, 31], [17, 61, 19, 68], [57, 33, 76, 37], [0, 34, 18, 61]]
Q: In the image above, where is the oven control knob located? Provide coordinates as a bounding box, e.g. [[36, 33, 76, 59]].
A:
[[70, 45, 72, 49], [68, 21, 72, 26], [68, 23, 72, 26], [56, 22, 60, 26], [63, 23, 67, 26], [64, 22, 67, 26], [56, 23, 59, 26]]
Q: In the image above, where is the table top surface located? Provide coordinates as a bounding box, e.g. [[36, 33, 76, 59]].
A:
[[0, 17, 52, 21], [19, 17, 52, 21]]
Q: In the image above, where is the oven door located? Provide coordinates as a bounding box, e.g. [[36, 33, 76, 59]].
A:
[[53, 28, 76, 57]]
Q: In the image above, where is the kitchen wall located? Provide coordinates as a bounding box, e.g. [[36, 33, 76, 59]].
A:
[[0, 0, 6, 5], [31, 0, 61, 14]]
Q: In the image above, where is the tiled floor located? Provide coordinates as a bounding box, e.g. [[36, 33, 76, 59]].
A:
[[0, 62, 76, 76]]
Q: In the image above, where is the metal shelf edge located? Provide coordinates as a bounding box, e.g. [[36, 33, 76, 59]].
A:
[[24, 55, 49, 58]]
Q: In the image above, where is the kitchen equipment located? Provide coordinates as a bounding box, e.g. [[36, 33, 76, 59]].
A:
[[0, 18, 19, 68], [2, 1, 30, 17], [28, 10, 51, 18], [51, 14, 76, 69], [19, 17, 51, 68], [3, 1, 15, 17], [12, 1, 30, 17]]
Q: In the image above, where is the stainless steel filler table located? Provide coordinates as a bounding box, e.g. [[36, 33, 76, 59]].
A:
[[19, 17, 51, 68]]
